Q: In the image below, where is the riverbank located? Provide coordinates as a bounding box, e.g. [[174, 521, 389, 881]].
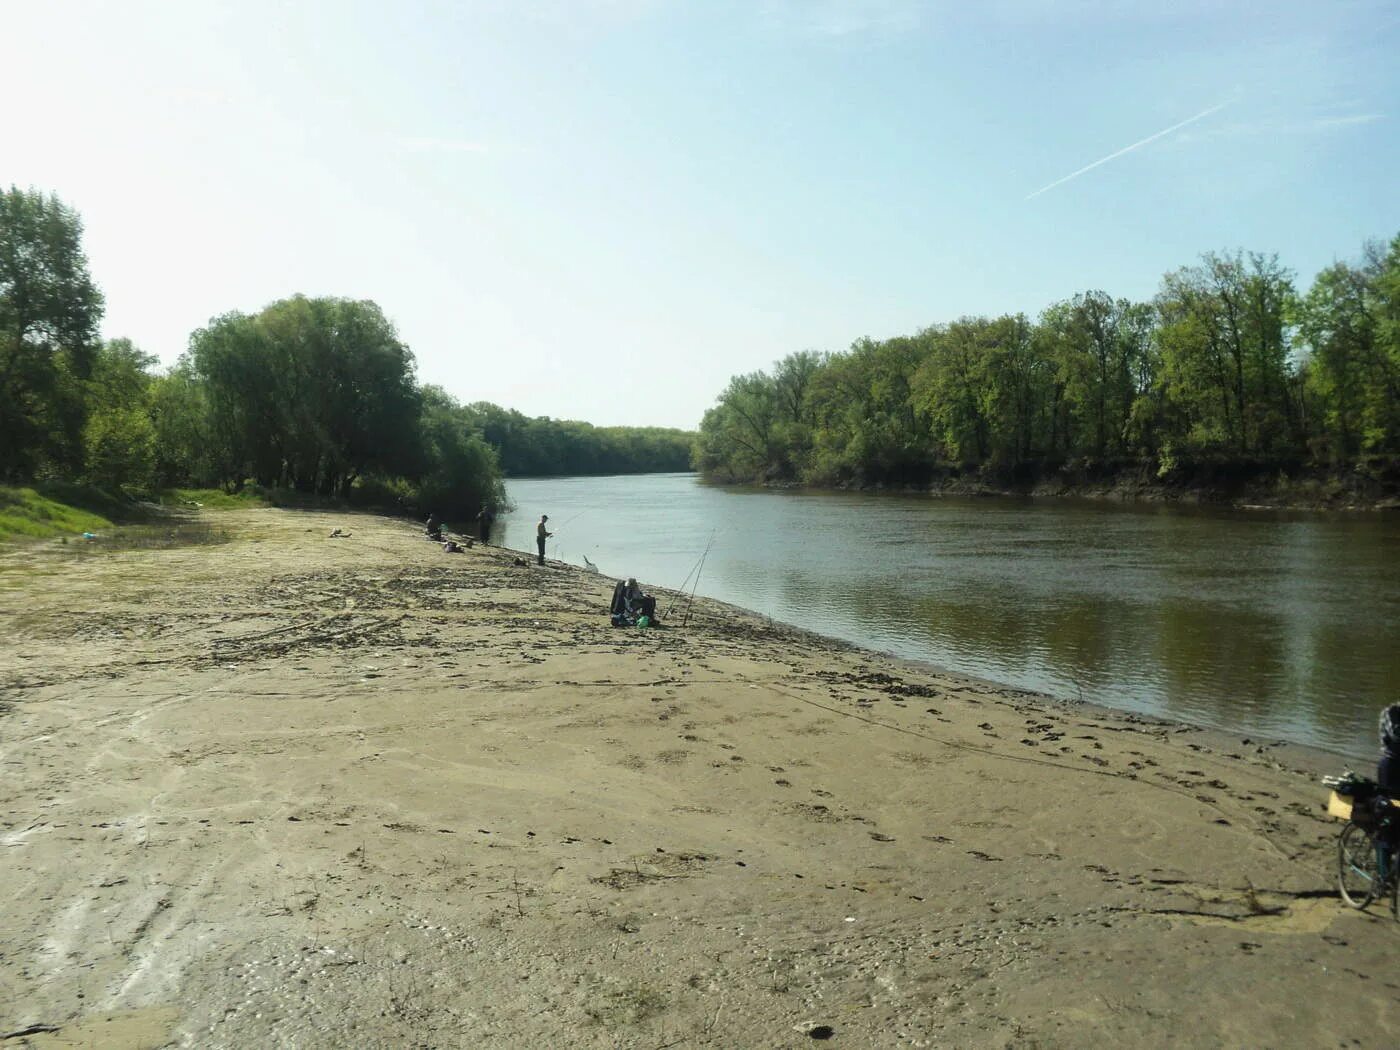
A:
[[749, 462, 1400, 512], [2, 507, 1396, 1048]]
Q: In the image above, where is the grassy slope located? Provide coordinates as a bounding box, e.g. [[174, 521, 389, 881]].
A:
[[0, 484, 273, 543], [0, 485, 117, 541]]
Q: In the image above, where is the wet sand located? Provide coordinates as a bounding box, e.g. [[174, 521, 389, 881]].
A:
[[1, 507, 1396, 1048]]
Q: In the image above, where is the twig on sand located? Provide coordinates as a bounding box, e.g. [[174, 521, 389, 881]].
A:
[[2, 1025, 63, 1039]]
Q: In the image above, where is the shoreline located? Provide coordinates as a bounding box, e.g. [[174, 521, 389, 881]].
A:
[[605, 560, 1365, 771], [494, 529, 1371, 769], [709, 473, 1400, 514], [3, 507, 1397, 1047]]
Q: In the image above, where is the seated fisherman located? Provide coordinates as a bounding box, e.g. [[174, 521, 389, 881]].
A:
[[425, 513, 442, 541], [623, 578, 657, 620]]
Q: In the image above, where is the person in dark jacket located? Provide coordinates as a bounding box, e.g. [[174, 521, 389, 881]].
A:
[[536, 515, 552, 566], [624, 578, 657, 620], [476, 506, 495, 544], [1379, 703, 1400, 795]]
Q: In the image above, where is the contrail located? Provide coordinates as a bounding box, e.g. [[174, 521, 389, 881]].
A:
[[1024, 102, 1228, 200]]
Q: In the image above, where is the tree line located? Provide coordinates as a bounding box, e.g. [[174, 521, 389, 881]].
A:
[[1, 186, 694, 523], [696, 236, 1400, 492], [462, 402, 692, 477]]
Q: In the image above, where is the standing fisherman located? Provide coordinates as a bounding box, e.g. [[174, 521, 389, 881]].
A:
[[536, 514, 552, 566], [476, 505, 495, 545]]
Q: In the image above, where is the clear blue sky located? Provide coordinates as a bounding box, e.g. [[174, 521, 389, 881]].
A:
[[4, 1, 1396, 428]]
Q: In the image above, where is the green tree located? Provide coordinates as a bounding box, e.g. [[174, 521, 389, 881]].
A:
[[1155, 252, 1297, 459], [912, 319, 995, 466], [979, 314, 1046, 468], [83, 338, 158, 488], [693, 234, 1396, 493], [804, 337, 933, 483], [694, 371, 782, 481], [0, 187, 104, 479], [1371, 234, 1400, 455], [414, 385, 505, 520], [186, 296, 421, 493], [1297, 236, 1400, 462], [458, 402, 692, 477], [149, 361, 222, 486], [1040, 292, 1154, 460]]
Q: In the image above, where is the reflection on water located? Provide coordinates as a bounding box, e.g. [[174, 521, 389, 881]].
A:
[[500, 474, 1400, 758]]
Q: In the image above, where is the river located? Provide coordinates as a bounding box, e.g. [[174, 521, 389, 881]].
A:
[[496, 473, 1400, 759]]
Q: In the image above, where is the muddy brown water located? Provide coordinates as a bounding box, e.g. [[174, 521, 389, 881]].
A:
[[499, 473, 1400, 759]]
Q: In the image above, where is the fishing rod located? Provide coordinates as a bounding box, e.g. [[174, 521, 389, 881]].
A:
[[549, 508, 590, 560], [554, 508, 589, 531], [664, 529, 715, 621], [680, 530, 717, 627]]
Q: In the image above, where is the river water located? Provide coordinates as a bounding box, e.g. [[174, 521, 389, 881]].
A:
[[497, 473, 1400, 759]]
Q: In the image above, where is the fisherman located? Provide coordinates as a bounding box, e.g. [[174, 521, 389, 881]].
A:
[[624, 577, 657, 620], [476, 505, 495, 545], [425, 513, 442, 542], [536, 514, 552, 566]]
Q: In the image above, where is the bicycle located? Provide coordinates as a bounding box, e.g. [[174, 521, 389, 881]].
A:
[[1325, 772, 1400, 918]]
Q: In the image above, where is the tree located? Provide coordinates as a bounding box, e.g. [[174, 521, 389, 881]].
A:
[[799, 336, 933, 484], [692, 371, 778, 481], [978, 314, 1045, 468], [1297, 237, 1400, 463], [1040, 292, 1154, 461], [149, 361, 222, 486], [458, 401, 693, 477], [414, 385, 505, 519], [912, 319, 994, 466], [690, 233, 1396, 491], [186, 296, 421, 493], [83, 338, 158, 488], [1155, 252, 1297, 459], [0, 186, 104, 479]]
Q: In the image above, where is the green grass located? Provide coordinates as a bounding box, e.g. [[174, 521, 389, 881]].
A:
[[0, 482, 257, 546], [0, 485, 117, 542], [1, 479, 381, 544], [154, 486, 350, 510], [154, 487, 269, 510]]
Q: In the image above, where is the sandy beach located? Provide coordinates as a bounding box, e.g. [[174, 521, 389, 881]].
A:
[[1, 507, 1396, 1049]]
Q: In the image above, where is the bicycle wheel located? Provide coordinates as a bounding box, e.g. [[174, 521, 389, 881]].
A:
[[1338, 821, 1379, 909]]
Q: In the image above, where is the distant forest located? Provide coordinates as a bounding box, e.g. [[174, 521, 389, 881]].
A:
[[697, 234, 1400, 499], [0, 186, 693, 521]]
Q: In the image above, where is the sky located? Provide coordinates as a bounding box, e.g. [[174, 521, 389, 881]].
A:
[[3, 0, 1397, 428]]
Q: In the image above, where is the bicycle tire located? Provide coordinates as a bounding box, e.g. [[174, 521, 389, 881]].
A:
[[1393, 852, 1400, 922], [1338, 821, 1378, 909]]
